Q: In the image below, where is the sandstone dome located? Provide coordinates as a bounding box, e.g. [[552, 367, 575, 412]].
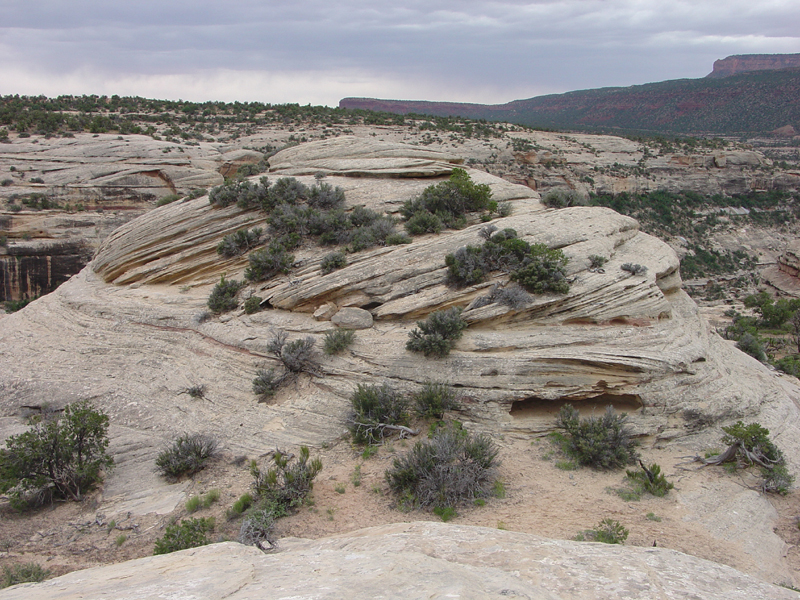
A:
[[1, 137, 799, 594]]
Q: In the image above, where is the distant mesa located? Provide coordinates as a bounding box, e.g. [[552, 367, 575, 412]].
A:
[[707, 53, 800, 78], [341, 54, 800, 135]]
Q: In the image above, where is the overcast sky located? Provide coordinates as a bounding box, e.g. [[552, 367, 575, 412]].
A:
[[1, 1, 799, 106]]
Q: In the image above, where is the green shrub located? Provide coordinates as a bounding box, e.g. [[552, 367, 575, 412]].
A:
[[775, 355, 800, 377], [509, 244, 570, 294], [576, 518, 629, 544], [736, 333, 767, 363], [555, 404, 638, 469], [202, 488, 220, 508], [1, 563, 50, 588], [307, 182, 345, 210], [156, 193, 182, 207], [401, 168, 492, 232], [386, 425, 499, 510], [348, 217, 399, 251], [216, 228, 262, 257], [719, 421, 794, 494], [413, 382, 457, 419], [252, 368, 280, 400], [321, 252, 347, 275], [235, 160, 268, 178], [385, 233, 412, 245], [207, 276, 242, 313], [209, 177, 271, 209], [445, 229, 569, 295], [250, 446, 322, 511], [29, 177, 44, 184], [406, 308, 468, 358], [0, 400, 112, 506], [228, 492, 254, 518], [268, 203, 317, 236], [621, 262, 647, 276], [542, 188, 583, 208], [185, 495, 201, 513], [588, 254, 607, 269], [153, 517, 215, 555], [243, 295, 263, 314], [269, 177, 308, 206], [323, 328, 356, 355], [350, 384, 410, 444], [238, 507, 276, 550], [404, 210, 443, 235], [433, 506, 457, 521], [267, 330, 319, 374], [155, 433, 217, 479], [625, 462, 674, 497], [472, 284, 532, 310], [244, 242, 294, 282]]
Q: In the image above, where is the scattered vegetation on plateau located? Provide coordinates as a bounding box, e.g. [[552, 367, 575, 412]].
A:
[[722, 291, 800, 374], [445, 227, 569, 294], [588, 190, 798, 280], [401, 167, 493, 233]]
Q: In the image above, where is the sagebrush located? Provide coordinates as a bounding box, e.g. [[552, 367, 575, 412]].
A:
[[155, 433, 217, 479], [386, 425, 499, 511]]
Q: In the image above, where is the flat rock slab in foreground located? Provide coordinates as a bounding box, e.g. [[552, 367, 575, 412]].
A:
[[1, 522, 794, 600]]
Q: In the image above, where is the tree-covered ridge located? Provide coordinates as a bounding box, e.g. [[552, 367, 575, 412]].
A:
[[0, 94, 508, 140]]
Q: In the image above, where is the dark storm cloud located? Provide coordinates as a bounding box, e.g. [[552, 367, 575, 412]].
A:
[[1, 1, 798, 104]]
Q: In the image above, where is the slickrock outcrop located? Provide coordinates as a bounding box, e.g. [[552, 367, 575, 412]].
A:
[[763, 240, 800, 297], [0, 135, 228, 207], [1, 138, 799, 585], [269, 137, 462, 177], [2, 523, 796, 600], [504, 131, 795, 199]]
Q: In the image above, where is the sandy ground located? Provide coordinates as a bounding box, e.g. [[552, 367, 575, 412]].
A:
[[2, 429, 799, 587]]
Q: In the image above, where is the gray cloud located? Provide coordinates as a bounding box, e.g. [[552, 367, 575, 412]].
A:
[[1, 1, 798, 105]]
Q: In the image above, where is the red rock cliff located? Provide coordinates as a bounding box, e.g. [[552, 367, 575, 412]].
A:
[[707, 54, 800, 78]]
